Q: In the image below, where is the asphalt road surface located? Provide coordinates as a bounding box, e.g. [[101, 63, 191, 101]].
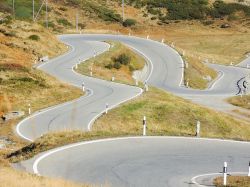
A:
[[16, 34, 250, 187]]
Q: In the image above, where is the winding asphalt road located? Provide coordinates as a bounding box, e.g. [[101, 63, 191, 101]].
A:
[[16, 34, 250, 187]]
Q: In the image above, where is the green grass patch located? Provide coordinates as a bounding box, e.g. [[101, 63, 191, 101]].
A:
[[3, 0, 44, 20], [93, 87, 250, 139]]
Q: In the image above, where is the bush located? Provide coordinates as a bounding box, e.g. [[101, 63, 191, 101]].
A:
[[113, 61, 121, 69], [28, 35, 40, 41], [123, 19, 136, 27], [114, 54, 131, 65], [211, 0, 250, 18]]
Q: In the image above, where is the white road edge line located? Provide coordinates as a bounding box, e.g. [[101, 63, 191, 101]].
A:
[[206, 71, 225, 90], [33, 136, 250, 175], [16, 89, 94, 142]]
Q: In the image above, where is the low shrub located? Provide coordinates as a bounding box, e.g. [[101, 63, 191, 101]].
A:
[[113, 54, 131, 65], [28, 35, 40, 41], [113, 61, 122, 69], [123, 19, 136, 27]]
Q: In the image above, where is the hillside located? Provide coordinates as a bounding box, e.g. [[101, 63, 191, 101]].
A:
[[0, 1, 250, 186], [1, 0, 250, 89]]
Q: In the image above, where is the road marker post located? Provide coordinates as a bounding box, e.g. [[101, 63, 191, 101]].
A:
[[196, 120, 200, 137], [144, 82, 149, 92], [223, 162, 228, 186], [248, 161, 250, 176], [186, 80, 189, 88], [105, 103, 109, 114], [75, 63, 78, 69], [161, 38, 164, 43], [111, 76, 115, 82], [82, 81, 85, 92], [147, 35, 149, 40], [135, 78, 138, 86], [90, 67, 93, 77], [143, 116, 146, 136], [185, 62, 189, 69], [28, 104, 31, 115]]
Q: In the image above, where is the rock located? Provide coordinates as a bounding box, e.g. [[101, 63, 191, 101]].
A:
[[220, 23, 231, 28]]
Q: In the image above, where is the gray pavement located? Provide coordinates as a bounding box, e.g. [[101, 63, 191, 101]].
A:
[[15, 34, 250, 187], [18, 137, 250, 187]]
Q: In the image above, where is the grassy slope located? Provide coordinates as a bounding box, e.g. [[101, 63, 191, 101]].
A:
[[0, 14, 83, 187], [214, 176, 250, 187], [0, 20, 82, 144], [76, 41, 145, 85], [93, 87, 250, 140]]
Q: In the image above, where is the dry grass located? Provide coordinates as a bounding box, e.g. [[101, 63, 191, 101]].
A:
[[214, 176, 250, 187], [0, 167, 91, 187], [228, 95, 250, 109], [76, 41, 145, 85]]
